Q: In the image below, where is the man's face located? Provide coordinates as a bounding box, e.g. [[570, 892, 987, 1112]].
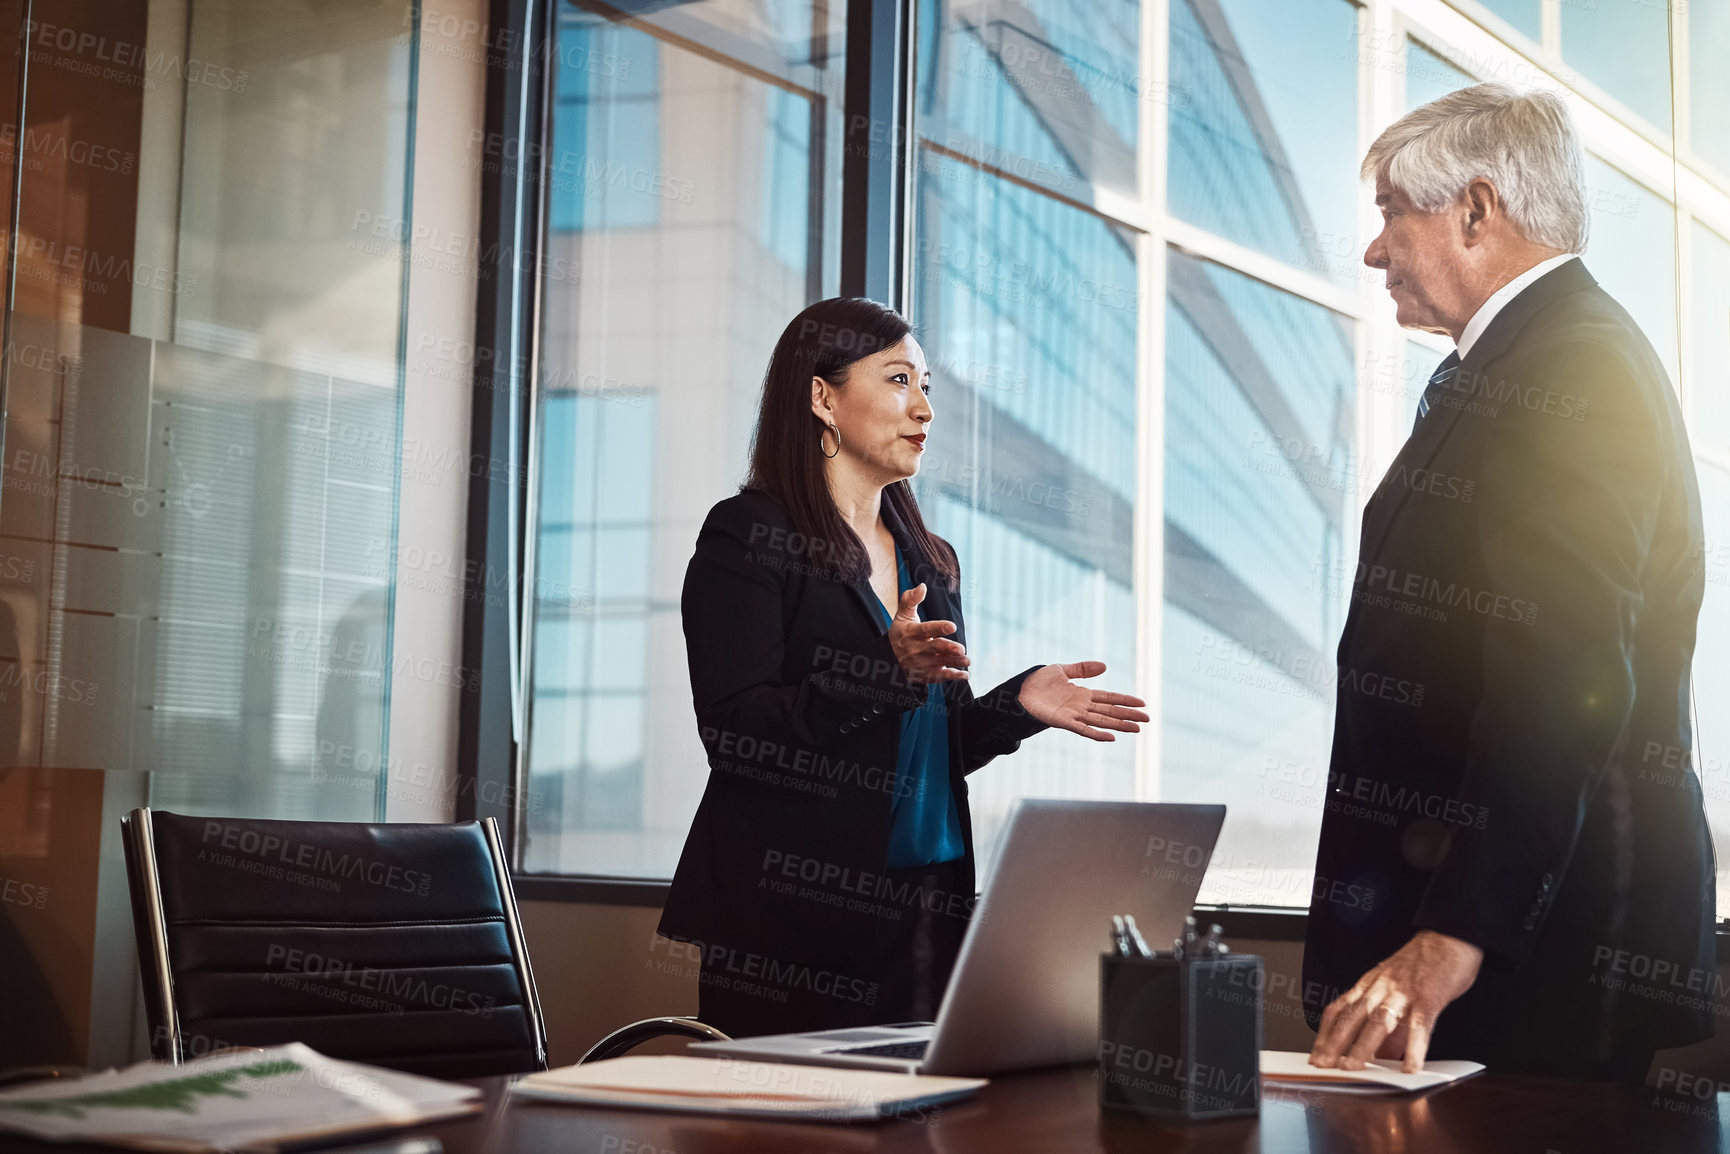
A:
[[1364, 176, 1469, 335]]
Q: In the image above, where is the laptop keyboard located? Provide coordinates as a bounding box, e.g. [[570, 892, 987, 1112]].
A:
[[833, 1040, 930, 1060]]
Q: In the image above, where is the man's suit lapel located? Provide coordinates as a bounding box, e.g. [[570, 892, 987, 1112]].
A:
[[1357, 370, 1474, 569], [1357, 258, 1597, 567]]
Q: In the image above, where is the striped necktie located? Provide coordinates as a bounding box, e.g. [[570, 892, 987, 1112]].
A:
[[1414, 351, 1462, 432]]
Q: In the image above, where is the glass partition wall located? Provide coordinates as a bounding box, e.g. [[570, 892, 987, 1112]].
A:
[[0, 0, 417, 1066]]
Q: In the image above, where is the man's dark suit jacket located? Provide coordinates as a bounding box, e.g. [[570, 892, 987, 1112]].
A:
[[1303, 258, 1717, 1076], [659, 487, 1047, 1024]]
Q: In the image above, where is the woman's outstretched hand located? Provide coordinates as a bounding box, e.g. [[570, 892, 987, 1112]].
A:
[[1017, 661, 1148, 740], [887, 583, 970, 685]]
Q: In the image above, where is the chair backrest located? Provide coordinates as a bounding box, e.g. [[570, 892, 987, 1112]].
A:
[[120, 808, 547, 1078]]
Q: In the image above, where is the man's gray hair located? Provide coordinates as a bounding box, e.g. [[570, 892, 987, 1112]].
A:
[[1361, 82, 1588, 253]]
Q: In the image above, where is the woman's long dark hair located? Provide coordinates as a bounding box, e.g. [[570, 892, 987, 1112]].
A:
[[745, 297, 959, 590]]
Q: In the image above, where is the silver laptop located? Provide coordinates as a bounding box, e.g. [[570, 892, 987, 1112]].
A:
[[688, 799, 1226, 1076]]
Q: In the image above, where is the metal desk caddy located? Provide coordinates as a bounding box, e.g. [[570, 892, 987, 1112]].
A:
[[1098, 915, 1262, 1121]]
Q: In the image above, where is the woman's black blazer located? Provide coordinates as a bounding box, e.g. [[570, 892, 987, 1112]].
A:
[[659, 488, 1048, 974]]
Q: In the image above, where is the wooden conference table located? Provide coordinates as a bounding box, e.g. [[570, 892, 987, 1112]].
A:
[[8, 1061, 1723, 1154], [399, 1062, 1722, 1154]]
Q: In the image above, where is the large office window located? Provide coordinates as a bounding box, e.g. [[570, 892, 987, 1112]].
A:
[[519, 0, 846, 877], [517, 0, 1730, 916], [1694, 2, 1730, 179], [910, 0, 1144, 877], [1694, 224, 1730, 455], [1163, 0, 1359, 902], [1163, 253, 1354, 905], [1169, 0, 1359, 285], [1477, 0, 1540, 43], [1406, 40, 1471, 112], [1560, 0, 1672, 133]]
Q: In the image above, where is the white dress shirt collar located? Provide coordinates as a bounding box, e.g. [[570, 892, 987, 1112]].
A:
[[1456, 253, 1576, 359]]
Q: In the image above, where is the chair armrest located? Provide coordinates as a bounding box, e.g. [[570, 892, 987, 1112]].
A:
[[577, 1017, 732, 1064]]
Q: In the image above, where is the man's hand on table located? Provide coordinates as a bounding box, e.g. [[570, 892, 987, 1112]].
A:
[[1310, 929, 1484, 1074]]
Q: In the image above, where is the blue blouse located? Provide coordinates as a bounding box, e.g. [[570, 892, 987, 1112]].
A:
[[869, 545, 966, 869]]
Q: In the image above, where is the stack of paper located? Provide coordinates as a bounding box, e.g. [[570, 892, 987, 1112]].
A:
[[512, 1055, 986, 1122], [0, 1043, 481, 1152], [1260, 1050, 1485, 1094]]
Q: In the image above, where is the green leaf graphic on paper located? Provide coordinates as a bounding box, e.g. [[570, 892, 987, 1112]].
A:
[[0, 1060, 303, 1119]]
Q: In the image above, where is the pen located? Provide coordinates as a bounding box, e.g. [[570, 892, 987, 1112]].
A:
[[263, 1137, 442, 1154], [1122, 915, 1152, 959]]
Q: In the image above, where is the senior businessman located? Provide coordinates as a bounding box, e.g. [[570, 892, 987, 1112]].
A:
[[1303, 83, 1715, 1082]]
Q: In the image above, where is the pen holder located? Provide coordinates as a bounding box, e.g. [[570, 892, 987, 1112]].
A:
[[1098, 952, 1263, 1121]]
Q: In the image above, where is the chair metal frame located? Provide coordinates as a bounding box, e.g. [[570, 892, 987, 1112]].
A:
[[480, 816, 549, 1069], [578, 1016, 730, 1064], [122, 808, 182, 1062]]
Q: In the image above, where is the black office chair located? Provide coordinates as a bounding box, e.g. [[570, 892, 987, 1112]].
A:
[[121, 808, 728, 1077]]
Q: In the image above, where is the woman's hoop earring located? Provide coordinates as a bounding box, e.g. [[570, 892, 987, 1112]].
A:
[[819, 422, 842, 459]]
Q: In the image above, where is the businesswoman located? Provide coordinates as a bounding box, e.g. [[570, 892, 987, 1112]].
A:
[[659, 297, 1148, 1038]]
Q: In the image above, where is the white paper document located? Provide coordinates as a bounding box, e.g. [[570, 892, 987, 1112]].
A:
[[512, 1055, 986, 1122], [1259, 1050, 1485, 1094], [0, 1043, 481, 1152]]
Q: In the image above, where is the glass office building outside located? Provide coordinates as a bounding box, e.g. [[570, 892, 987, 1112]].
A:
[[520, 1, 848, 875], [521, 0, 1730, 913]]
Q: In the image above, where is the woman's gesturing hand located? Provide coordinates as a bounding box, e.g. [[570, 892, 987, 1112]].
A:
[[887, 584, 970, 685], [1016, 661, 1148, 740]]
